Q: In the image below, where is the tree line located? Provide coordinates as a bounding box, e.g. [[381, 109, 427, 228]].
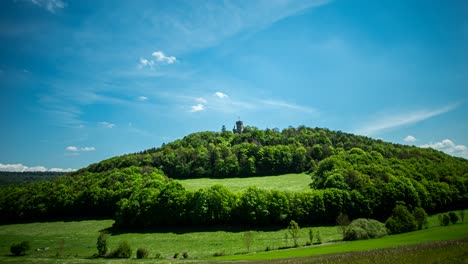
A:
[[0, 126, 466, 227]]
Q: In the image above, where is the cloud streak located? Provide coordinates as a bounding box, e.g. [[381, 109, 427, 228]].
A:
[[30, 0, 65, 13], [358, 103, 460, 136], [0, 163, 75, 172]]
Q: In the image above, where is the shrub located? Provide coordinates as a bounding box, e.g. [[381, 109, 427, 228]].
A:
[[287, 220, 300, 247], [385, 204, 417, 234], [442, 214, 450, 226], [10, 241, 30, 256], [413, 207, 428, 230], [460, 210, 465, 223], [182, 251, 189, 259], [108, 241, 131, 258], [136, 248, 149, 259], [96, 233, 108, 257], [315, 230, 322, 244], [343, 218, 387, 241], [213, 251, 225, 257], [173, 252, 179, 259], [449, 211, 459, 224], [154, 252, 162, 259]]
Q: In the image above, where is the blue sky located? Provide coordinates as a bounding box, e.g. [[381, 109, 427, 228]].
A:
[[1, 0, 467, 171]]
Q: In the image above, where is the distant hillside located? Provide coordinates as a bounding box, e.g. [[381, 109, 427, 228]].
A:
[[1, 126, 467, 227], [0, 171, 64, 185], [76, 126, 466, 179]]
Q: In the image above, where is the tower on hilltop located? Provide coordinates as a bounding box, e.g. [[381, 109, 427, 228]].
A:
[[233, 118, 244, 134]]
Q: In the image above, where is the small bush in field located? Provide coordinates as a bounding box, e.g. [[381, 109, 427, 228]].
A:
[[385, 204, 417, 234], [182, 251, 189, 259], [413, 207, 428, 230], [10, 241, 30, 256], [136, 248, 149, 259], [108, 241, 131, 258], [96, 233, 108, 257], [442, 214, 450, 226], [173, 252, 179, 259], [449, 212, 459, 224]]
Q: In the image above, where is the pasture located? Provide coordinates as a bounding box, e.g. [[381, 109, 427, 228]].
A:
[[0, 211, 466, 263], [178, 173, 311, 192]]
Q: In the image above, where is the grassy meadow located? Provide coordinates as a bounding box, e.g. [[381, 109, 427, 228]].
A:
[[0, 211, 466, 263], [178, 173, 311, 192]]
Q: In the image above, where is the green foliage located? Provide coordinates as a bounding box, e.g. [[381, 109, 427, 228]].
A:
[[108, 241, 132, 258], [0, 126, 467, 230], [449, 211, 459, 224], [182, 251, 189, 259], [460, 210, 465, 223], [10, 241, 30, 256], [136, 248, 149, 259], [343, 218, 387, 241], [385, 204, 418, 234], [96, 232, 108, 257], [287, 220, 300, 247], [336, 213, 350, 236], [308, 229, 314, 245], [316, 230, 322, 244], [442, 214, 450, 226], [413, 207, 428, 230]]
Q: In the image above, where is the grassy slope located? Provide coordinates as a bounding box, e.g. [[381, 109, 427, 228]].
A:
[[178, 173, 311, 192], [0, 212, 466, 263]]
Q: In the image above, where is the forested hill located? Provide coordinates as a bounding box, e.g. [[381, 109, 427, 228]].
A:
[[1, 126, 467, 227], [76, 126, 465, 179]]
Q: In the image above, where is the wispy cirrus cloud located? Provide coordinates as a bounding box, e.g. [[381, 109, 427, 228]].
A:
[[66, 146, 95, 152], [215, 92, 228, 99], [261, 100, 318, 114], [357, 103, 461, 136], [99, 121, 115, 128], [0, 163, 75, 172], [30, 0, 65, 13]]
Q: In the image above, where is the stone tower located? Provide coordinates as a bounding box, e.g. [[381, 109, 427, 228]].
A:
[[233, 119, 244, 134]]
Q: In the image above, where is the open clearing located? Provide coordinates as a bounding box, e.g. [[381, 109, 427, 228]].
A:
[[0, 212, 466, 263], [178, 173, 311, 192]]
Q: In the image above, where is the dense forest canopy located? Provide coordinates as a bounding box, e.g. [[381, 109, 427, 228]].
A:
[[1, 126, 467, 228]]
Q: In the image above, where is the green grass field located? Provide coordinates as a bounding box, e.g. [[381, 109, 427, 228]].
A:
[[178, 173, 311, 192], [0, 211, 466, 263]]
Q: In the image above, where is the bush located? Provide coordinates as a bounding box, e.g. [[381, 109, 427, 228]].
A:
[[385, 204, 417, 234], [413, 207, 428, 230], [460, 210, 465, 223], [173, 252, 179, 259], [343, 218, 387, 241], [213, 251, 225, 257], [442, 214, 450, 226], [287, 220, 300, 247], [96, 233, 108, 257], [108, 241, 131, 258], [154, 252, 162, 259], [182, 251, 189, 259], [136, 248, 149, 259], [449, 212, 459, 224], [10, 241, 30, 256]]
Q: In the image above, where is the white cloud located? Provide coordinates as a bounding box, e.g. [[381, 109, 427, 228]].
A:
[[66, 146, 78, 152], [196, 97, 207, 104], [404, 135, 416, 142], [214, 92, 228, 99], [99, 121, 115, 128], [358, 103, 460, 136], [80, 147, 96, 151], [190, 104, 205, 112], [152, 51, 177, 64], [420, 139, 468, 159], [30, 0, 65, 13], [138, 58, 155, 69], [0, 163, 75, 172], [138, 96, 148, 101]]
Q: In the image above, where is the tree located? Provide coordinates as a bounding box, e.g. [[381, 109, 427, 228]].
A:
[[385, 204, 417, 234], [243, 231, 255, 252], [97, 233, 108, 257], [413, 207, 428, 230], [287, 220, 300, 247], [449, 211, 459, 224], [336, 213, 350, 237]]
